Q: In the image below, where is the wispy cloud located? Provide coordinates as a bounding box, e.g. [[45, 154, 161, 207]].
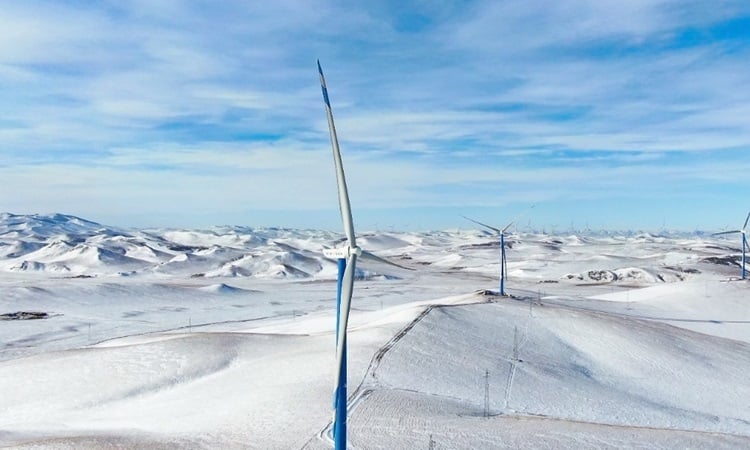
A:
[[0, 0, 749, 229]]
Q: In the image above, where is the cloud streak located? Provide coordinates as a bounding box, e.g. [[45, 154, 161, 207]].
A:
[[0, 0, 749, 230]]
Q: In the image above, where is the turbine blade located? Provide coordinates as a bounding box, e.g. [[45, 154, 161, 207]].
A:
[[744, 211, 750, 231], [461, 215, 502, 234], [503, 204, 536, 233], [712, 230, 742, 236], [333, 253, 357, 394], [361, 250, 414, 270], [318, 61, 356, 247]]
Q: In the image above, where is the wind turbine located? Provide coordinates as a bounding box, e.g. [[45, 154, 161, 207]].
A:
[[318, 60, 415, 449], [462, 216, 513, 296], [462, 206, 535, 296], [317, 59, 357, 450], [712, 211, 750, 280]]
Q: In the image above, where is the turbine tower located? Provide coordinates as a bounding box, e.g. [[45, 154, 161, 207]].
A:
[[713, 211, 750, 280]]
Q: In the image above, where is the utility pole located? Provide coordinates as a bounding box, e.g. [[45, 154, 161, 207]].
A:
[[484, 369, 490, 418]]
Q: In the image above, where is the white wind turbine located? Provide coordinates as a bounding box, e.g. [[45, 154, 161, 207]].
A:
[[462, 216, 513, 296], [317, 60, 409, 449], [713, 211, 750, 280], [462, 206, 535, 296]]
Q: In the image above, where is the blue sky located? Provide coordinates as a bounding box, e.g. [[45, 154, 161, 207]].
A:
[[1, 0, 749, 232]]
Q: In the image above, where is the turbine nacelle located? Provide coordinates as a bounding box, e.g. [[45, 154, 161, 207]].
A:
[[323, 246, 362, 259], [323, 245, 410, 270]]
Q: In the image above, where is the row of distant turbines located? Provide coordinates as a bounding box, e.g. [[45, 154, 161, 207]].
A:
[[317, 62, 748, 449], [461, 210, 750, 293]]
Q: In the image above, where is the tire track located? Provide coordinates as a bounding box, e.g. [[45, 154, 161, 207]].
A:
[[368, 307, 433, 382], [304, 306, 438, 449], [303, 295, 491, 449]]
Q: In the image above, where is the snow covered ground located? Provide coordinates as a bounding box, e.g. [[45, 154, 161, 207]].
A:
[[1, 213, 749, 449]]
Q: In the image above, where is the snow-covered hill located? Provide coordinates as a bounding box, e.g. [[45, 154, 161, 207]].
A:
[[0, 213, 400, 280], [1, 213, 748, 449]]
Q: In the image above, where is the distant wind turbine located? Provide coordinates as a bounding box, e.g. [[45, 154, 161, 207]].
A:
[[317, 60, 408, 449], [712, 211, 750, 280], [462, 206, 534, 296]]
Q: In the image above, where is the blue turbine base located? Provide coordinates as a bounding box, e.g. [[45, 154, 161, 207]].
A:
[[334, 258, 347, 449]]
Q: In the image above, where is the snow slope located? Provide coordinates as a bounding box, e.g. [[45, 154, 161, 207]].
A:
[[1, 213, 749, 449]]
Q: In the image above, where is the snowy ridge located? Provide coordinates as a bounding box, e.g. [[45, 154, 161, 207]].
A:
[[2, 213, 739, 282], [0, 214, 403, 280], [2, 213, 750, 449]]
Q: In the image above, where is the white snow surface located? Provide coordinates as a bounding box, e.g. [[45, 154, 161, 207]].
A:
[[1, 213, 749, 449]]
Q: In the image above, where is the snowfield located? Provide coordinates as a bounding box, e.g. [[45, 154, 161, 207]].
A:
[[1, 213, 749, 449]]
